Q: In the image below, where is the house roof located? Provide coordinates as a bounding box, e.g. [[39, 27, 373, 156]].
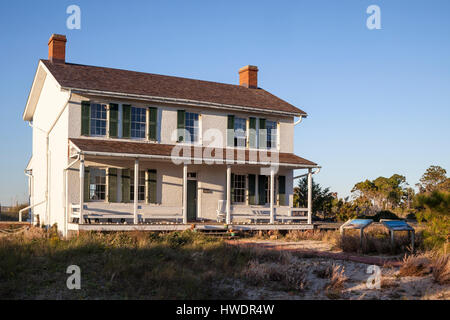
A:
[[69, 138, 318, 168], [41, 60, 306, 116]]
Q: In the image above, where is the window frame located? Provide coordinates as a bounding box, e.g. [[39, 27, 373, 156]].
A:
[[90, 103, 107, 137], [232, 174, 246, 204], [184, 112, 200, 144], [130, 170, 146, 202], [265, 120, 278, 150], [130, 106, 147, 140], [89, 168, 107, 201], [234, 117, 247, 148]]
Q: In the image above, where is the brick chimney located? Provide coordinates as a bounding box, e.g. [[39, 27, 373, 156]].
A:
[[48, 34, 67, 63], [239, 65, 258, 88]]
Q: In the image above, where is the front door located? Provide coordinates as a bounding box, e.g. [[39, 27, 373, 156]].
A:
[[187, 180, 197, 222]]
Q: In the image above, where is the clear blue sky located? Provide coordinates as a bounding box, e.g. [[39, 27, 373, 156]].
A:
[[0, 0, 449, 205]]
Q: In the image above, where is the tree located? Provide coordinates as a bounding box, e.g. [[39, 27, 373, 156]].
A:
[[417, 165, 447, 193], [351, 174, 407, 210], [415, 191, 450, 251], [293, 178, 334, 219]]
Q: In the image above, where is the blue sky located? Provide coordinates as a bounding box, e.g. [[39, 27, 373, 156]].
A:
[[0, 0, 449, 205]]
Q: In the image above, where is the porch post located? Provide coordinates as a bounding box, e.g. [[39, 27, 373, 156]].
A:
[[134, 158, 139, 224], [226, 165, 231, 224], [183, 163, 188, 224], [79, 155, 84, 225], [307, 168, 312, 224], [270, 167, 275, 224]]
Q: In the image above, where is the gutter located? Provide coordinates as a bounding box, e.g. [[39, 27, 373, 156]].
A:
[[68, 87, 307, 118]]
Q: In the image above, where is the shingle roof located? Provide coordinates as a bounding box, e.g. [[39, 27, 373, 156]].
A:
[[41, 60, 306, 116], [70, 138, 317, 167]]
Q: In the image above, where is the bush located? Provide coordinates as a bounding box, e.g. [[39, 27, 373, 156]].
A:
[[415, 191, 450, 251]]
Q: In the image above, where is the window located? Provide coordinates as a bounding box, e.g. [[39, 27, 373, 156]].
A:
[[185, 112, 199, 143], [89, 168, 106, 201], [263, 175, 273, 204], [234, 117, 247, 147], [90, 104, 107, 136], [131, 107, 146, 139], [266, 120, 277, 149], [130, 170, 145, 201], [232, 174, 246, 203]]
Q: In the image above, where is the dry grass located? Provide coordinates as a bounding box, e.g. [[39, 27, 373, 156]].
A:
[[398, 251, 450, 285], [324, 264, 347, 299], [242, 259, 308, 292], [431, 254, 450, 285]]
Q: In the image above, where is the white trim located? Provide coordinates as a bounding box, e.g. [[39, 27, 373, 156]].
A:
[[68, 88, 306, 118]]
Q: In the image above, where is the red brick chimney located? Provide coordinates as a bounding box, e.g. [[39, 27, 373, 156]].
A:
[[239, 65, 258, 88], [48, 34, 67, 63]]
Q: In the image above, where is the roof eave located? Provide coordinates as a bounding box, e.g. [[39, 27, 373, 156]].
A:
[[65, 87, 307, 118]]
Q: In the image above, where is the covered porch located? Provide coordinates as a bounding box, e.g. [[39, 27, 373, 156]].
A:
[[66, 138, 319, 233]]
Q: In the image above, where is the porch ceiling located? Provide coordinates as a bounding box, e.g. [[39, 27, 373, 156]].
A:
[[69, 138, 318, 169]]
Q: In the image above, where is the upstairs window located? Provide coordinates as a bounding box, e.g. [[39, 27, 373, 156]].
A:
[[90, 103, 107, 136], [185, 112, 199, 143], [266, 120, 278, 149], [234, 117, 247, 147], [131, 107, 146, 139]]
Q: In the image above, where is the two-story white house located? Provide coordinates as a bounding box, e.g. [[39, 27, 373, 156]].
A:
[[23, 34, 320, 236]]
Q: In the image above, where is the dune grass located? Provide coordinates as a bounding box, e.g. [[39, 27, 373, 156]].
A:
[[0, 229, 259, 299]]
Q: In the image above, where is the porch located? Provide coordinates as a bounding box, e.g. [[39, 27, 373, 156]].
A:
[[65, 138, 319, 233]]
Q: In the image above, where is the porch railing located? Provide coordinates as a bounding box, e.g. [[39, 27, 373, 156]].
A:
[[69, 203, 183, 224]]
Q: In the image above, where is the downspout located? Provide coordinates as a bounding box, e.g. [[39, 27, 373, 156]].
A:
[[19, 200, 46, 222], [293, 115, 304, 126], [24, 169, 33, 222], [27, 89, 72, 228], [294, 167, 321, 180], [64, 152, 80, 237]]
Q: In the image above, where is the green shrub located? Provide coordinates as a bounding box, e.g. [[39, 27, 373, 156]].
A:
[[415, 191, 450, 251]]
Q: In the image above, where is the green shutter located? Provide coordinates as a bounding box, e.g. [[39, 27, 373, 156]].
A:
[[227, 115, 235, 147], [258, 175, 266, 205], [107, 168, 117, 203], [249, 117, 257, 148], [148, 107, 157, 141], [83, 167, 90, 202], [278, 175, 286, 206], [121, 169, 131, 203], [122, 104, 131, 138], [147, 169, 157, 204], [81, 101, 90, 136], [109, 103, 118, 138], [248, 174, 256, 205], [177, 110, 185, 142], [259, 118, 266, 149]]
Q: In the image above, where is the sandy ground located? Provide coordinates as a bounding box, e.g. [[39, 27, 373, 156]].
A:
[[225, 239, 450, 300]]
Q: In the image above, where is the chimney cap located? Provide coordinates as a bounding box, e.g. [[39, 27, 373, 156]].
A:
[[48, 34, 67, 45], [239, 65, 258, 73]]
